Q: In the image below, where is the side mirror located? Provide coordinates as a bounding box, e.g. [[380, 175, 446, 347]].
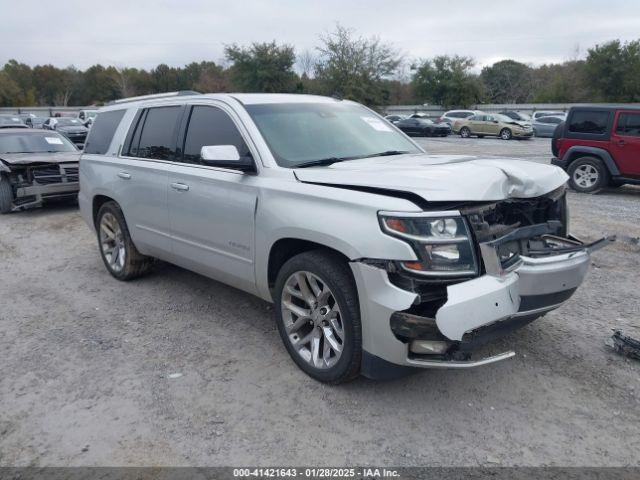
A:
[[200, 145, 255, 172]]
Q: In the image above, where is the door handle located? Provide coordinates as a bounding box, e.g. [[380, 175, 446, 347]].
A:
[[170, 182, 190, 192], [117, 171, 131, 179], [616, 140, 626, 146]]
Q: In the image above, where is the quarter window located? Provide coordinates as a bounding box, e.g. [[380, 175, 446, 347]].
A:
[[616, 112, 640, 137], [182, 106, 250, 163], [84, 109, 125, 155], [568, 111, 609, 135], [129, 106, 182, 160]]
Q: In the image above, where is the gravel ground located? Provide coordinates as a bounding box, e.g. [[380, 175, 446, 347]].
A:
[[1, 136, 639, 467]]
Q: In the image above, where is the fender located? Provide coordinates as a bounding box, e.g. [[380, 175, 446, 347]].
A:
[[562, 146, 620, 176]]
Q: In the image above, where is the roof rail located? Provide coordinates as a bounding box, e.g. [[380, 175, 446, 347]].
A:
[[108, 90, 201, 105]]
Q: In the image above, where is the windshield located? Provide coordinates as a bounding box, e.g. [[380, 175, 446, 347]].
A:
[[245, 102, 421, 168], [0, 116, 24, 126], [0, 132, 78, 153], [56, 118, 84, 126]]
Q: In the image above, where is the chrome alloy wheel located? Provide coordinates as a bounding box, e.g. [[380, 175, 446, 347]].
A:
[[99, 212, 126, 272], [281, 271, 344, 369], [573, 164, 599, 189]]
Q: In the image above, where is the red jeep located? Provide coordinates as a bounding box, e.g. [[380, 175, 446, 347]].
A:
[[551, 106, 640, 193]]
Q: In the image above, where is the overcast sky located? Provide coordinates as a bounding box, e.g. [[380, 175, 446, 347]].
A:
[[2, 0, 639, 71]]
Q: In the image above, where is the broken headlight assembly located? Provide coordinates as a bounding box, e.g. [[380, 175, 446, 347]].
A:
[[379, 211, 478, 277]]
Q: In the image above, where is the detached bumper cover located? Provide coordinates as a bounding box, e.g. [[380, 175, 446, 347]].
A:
[[352, 233, 610, 375], [435, 250, 589, 341]]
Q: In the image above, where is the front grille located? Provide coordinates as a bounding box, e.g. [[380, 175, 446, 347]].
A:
[[32, 166, 63, 185], [30, 164, 79, 185], [461, 188, 568, 272], [62, 166, 79, 182], [462, 188, 566, 244]]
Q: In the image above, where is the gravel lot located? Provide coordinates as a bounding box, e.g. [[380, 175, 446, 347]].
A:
[[1, 136, 639, 467]]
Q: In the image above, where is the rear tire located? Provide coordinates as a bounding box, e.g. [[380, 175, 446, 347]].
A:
[[459, 127, 471, 138], [96, 201, 154, 280], [567, 156, 609, 194], [500, 128, 512, 140], [0, 174, 14, 214], [274, 250, 361, 384]]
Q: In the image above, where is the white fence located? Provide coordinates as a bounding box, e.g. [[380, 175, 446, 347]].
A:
[[0, 106, 89, 117]]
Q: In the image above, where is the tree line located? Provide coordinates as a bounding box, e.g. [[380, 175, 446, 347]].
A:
[[1, 26, 639, 109]]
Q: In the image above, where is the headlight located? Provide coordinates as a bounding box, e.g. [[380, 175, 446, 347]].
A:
[[379, 212, 478, 277]]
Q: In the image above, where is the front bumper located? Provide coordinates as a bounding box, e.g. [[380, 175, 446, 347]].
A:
[[11, 162, 79, 211], [513, 130, 534, 137], [351, 234, 609, 377]]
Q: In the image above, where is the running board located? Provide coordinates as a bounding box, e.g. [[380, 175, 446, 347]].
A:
[[406, 350, 516, 369]]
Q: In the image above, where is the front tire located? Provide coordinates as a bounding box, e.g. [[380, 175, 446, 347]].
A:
[[274, 250, 362, 384], [459, 127, 471, 138], [96, 201, 154, 280], [567, 156, 609, 193], [0, 175, 14, 214], [500, 128, 512, 140]]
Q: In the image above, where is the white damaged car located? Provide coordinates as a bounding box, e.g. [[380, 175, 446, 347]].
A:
[[78, 93, 610, 383]]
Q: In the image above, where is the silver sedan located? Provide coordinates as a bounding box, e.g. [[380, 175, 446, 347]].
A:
[[532, 115, 565, 137]]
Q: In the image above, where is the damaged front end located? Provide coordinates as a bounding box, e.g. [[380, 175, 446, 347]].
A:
[[0, 161, 80, 211], [357, 187, 612, 375]]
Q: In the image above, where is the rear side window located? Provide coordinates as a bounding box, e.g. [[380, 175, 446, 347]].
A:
[[568, 110, 610, 135], [128, 106, 182, 160], [616, 112, 640, 137], [182, 106, 250, 163], [539, 117, 562, 124], [84, 109, 125, 155]]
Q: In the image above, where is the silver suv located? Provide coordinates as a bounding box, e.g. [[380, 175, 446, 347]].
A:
[[79, 92, 607, 383]]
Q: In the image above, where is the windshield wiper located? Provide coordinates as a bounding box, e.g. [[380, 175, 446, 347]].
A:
[[294, 157, 353, 168], [295, 150, 411, 168], [361, 150, 411, 158]]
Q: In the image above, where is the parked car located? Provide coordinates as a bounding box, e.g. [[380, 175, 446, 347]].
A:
[[0, 129, 80, 212], [551, 105, 640, 193], [395, 117, 450, 137], [453, 113, 534, 140], [384, 114, 406, 124], [0, 115, 28, 129], [437, 110, 480, 127], [500, 110, 532, 124], [78, 109, 99, 127], [43, 117, 89, 146], [25, 116, 47, 129], [531, 110, 566, 121], [79, 92, 606, 383], [532, 115, 564, 137]]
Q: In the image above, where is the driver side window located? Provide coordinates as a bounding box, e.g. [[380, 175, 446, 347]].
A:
[[182, 106, 250, 164]]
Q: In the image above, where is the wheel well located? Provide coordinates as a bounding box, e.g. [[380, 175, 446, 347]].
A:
[[566, 151, 603, 167], [92, 195, 115, 227], [267, 238, 350, 291]]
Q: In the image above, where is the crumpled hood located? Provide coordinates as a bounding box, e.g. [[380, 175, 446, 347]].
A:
[[294, 154, 568, 201], [0, 152, 81, 166]]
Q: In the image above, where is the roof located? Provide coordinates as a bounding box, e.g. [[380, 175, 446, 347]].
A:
[[100, 92, 345, 112]]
